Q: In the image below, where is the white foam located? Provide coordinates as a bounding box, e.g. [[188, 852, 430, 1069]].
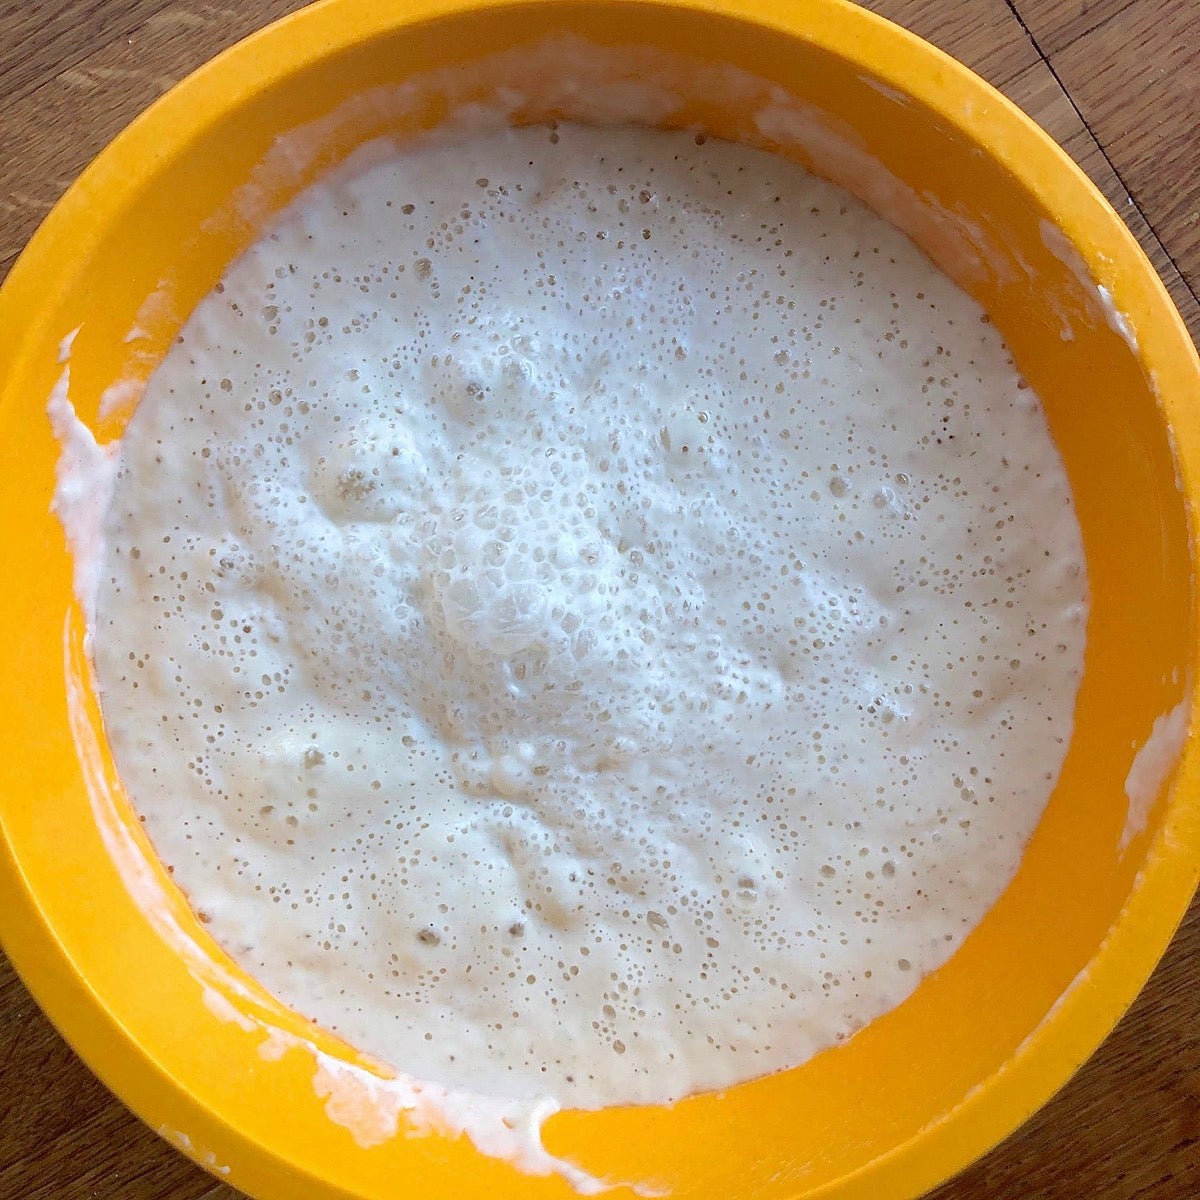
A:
[[69, 124, 1087, 1171], [46, 369, 120, 631]]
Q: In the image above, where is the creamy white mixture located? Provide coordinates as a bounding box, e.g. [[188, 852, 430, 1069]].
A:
[[90, 124, 1087, 1109]]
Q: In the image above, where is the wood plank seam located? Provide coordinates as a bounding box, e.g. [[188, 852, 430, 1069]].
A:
[[1030, 0, 1141, 56], [1005, 0, 1200, 315]]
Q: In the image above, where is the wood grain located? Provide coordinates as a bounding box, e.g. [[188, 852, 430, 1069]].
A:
[[1045, 1, 1200, 297], [1, 1, 1198, 1197], [1008, 0, 1134, 56], [0, 0, 308, 274]]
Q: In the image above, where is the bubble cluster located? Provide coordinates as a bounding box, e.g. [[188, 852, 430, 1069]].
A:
[[94, 124, 1088, 1107]]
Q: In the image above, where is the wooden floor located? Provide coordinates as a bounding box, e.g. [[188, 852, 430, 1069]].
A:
[[1, 1, 1197, 1197]]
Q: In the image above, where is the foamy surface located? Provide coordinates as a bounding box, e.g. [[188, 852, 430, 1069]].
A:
[[93, 124, 1088, 1108]]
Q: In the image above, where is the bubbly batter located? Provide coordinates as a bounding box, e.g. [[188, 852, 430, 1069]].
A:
[[91, 124, 1087, 1108]]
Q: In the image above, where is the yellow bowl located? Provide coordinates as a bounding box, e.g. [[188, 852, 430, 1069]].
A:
[[1, 1, 1198, 1197]]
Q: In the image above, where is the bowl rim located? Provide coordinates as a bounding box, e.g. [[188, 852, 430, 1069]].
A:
[[1, 1, 1198, 1198]]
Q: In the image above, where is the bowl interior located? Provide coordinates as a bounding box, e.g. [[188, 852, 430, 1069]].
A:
[[1, 2, 1197, 1199]]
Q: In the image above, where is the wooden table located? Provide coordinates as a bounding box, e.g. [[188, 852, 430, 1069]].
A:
[[2, 1, 1198, 1196]]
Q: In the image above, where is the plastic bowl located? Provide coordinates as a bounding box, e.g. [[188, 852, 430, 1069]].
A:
[[1, 1, 1198, 1197]]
